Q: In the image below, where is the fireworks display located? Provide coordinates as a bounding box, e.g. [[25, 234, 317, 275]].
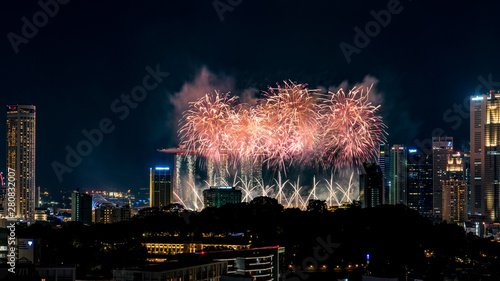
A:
[[173, 172, 360, 211], [179, 81, 386, 170]]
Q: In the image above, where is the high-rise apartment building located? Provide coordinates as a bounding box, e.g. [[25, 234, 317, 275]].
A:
[[407, 147, 433, 217], [442, 178, 468, 223], [6, 104, 36, 221], [432, 136, 453, 218], [470, 91, 500, 221], [71, 189, 92, 225], [150, 167, 172, 208]]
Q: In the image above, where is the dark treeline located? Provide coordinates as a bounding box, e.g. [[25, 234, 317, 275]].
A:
[[17, 198, 500, 280]]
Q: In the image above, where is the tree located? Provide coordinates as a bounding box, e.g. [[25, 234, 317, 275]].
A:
[[249, 196, 284, 214], [307, 199, 327, 213]]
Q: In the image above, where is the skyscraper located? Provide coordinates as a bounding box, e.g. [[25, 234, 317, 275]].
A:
[[432, 136, 453, 218], [470, 91, 500, 221], [389, 145, 407, 205], [378, 143, 390, 204], [174, 153, 195, 207], [442, 152, 467, 222], [240, 156, 263, 192], [6, 104, 36, 221], [208, 155, 229, 186], [359, 163, 384, 208], [150, 167, 173, 208], [158, 147, 197, 209], [407, 147, 433, 217], [71, 189, 92, 225], [442, 178, 467, 223]]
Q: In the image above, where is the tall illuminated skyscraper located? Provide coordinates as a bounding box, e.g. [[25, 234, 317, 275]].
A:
[[442, 178, 467, 223], [432, 136, 453, 218], [158, 147, 198, 209], [389, 145, 407, 205], [240, 156, 263, 191], [470, 91, 500, 221], [6, 104, 36, 221], [378, 143, 390, 204], [207, 155, 229, 187], [407, 147, 433, 217], [442, 152, 467, 222], [150, 167, 172, 208], [175, 153, 195, 204]]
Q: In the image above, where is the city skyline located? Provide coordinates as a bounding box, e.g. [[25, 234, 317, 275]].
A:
[[4, 2, 500, 280], [2, 1, 500, 193]]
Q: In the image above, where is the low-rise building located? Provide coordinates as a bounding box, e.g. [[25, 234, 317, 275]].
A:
[[203, 186, 242, 208], [113, 260, 227, 281]]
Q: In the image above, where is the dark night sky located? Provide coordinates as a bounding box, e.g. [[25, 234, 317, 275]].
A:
[[1, 0, 499, 193]]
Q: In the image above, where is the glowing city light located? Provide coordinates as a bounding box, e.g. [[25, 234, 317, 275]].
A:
[[155, 167, 170, 170]]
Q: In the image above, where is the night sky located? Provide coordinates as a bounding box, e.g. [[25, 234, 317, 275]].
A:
[[2, 0, 500, 193]]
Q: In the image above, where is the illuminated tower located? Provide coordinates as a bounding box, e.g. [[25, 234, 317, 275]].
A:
[[442, 152, 467, 222], [470, 91, 500, 221], [432, 136, 453, 218], [150, 167, 172, 208], [208, 155, 229, 186], [175, 153, 195, 204], [378, 143, 390, 204], [442, 178, 467, 223], [6, 104, 36, 221], [240, 156, 263, 191], [389, 145, 407, 205], [407, 147, 433, 216], [158, 147, 198, 209]]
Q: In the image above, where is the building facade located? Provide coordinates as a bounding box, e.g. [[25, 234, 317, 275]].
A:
[[432, 136, 453, 218], [71, 189, 92, 225], [6, 104, 36, 221], [389, 145, 407, 205], [207, 155, 230, 187], [150, 167, 173, 208], [113, 261, 228, 281], [203, 186, 242, 208], [442, 178, 468, 222], [470, 92, 500, 221], [94, 204, 131, 224], [359, 163, 384, 208], [407, 147, 433, 217], [378, 143, 391, 204]]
